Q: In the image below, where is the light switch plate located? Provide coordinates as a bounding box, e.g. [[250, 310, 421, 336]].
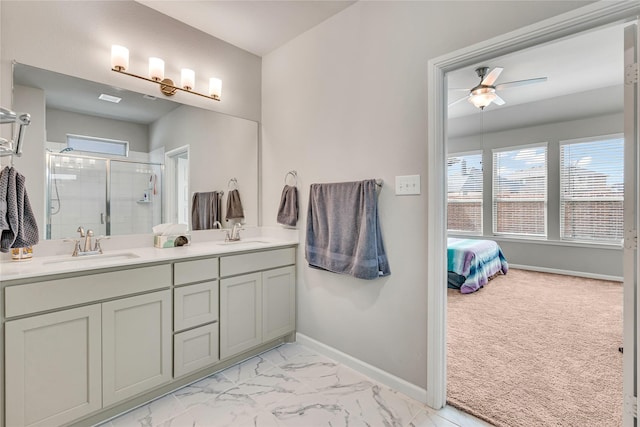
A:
[[395, 175, 421, 195]]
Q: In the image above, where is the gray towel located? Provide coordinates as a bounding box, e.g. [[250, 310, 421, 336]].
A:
[[191, 191, 222, 230], [305, 179, 390, 280], [226, 189, 244, 222], [277, 185, 298, 227], [0, 166, 40, 252], [0, 166, 9, 231]]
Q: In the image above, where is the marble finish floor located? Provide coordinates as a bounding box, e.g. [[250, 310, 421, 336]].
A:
[[99, 343, 491, 427]]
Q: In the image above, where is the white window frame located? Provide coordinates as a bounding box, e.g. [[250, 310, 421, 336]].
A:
[[492, 142, 548, 238], [447, 150, 483, 235], [67, 134, 129, 157], [559, 133, 624, 244]]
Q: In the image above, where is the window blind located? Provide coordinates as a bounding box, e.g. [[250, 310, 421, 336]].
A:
[[447, 152, 482, 234], [560, 137, 624, 243], [492, 144, 547, 237]]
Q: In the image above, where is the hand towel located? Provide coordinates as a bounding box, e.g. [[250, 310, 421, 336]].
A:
[[191, 191, 222, 230], [0, 166, 40, 252], [305, 179, 390, 280], [277, 185, 298, 227], [0, 166, 10, 231], [226, 189, 245, 222]]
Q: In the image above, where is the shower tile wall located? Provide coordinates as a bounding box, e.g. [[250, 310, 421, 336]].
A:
[[47, 145, 162, 239], [110, 161, 162, 236]]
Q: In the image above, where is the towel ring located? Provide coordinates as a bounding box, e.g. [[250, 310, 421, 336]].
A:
[[228, 178, 238, 190], [285, 170, 298, 186]]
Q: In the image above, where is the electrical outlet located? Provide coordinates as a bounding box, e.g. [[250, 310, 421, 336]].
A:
[[395, 175, 421, 195]]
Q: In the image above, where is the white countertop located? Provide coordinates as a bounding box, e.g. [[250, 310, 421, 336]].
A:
[[0, 236, 299, 282]]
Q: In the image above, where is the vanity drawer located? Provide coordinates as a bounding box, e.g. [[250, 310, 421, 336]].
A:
[[174, 281, 219, 331], [174, 257, 219, 286], [220, 248, 295, 277], [5, 264, 171, 318], [174, 323, 219, 378]]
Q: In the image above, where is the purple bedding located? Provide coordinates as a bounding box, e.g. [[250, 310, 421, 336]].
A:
[[447, 238, 509, 293]]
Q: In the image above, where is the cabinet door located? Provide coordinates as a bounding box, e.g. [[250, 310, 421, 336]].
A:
[[220, 273, 262, 359], [5, 305, 102, 427], [174, 280, 218, 332], [174, 323, 219, 377], [262, 266, 296, 342], [102, 290, 171, 406]]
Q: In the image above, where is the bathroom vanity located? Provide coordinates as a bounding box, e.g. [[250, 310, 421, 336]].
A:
[[0, 238, 297, 427]]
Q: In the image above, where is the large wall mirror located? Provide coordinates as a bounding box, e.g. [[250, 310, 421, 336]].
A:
[[13, 63, 258, 240]]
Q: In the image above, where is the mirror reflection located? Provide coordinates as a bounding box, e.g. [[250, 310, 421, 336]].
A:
[[13, 63, 259, 240]]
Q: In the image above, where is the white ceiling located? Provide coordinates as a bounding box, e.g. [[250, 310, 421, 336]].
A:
[[135, 0, 356, 57], [447, 22, 626, 137]]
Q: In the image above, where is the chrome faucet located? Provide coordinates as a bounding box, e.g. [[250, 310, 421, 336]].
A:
[[213, 221, 223, 229], [225, 223, 243, 242], [64, 226, 105, 256], [84, 229, 94, 252]]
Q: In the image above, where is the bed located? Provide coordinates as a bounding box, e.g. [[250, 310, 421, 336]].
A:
[[447, 238, 509, 294]]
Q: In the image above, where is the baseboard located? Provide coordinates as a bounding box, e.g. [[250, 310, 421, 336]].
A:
[[509, 264, 623, 282], [295, 333, 427, 403]]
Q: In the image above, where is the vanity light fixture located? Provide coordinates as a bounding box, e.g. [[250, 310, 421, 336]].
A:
[[110, 45, 222, 101]]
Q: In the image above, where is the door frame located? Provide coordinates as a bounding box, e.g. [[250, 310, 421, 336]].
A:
[[164, 144, 190, 226], [426, 0, 640, 413]]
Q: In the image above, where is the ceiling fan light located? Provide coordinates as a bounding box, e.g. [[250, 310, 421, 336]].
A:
[[468, 87, 497, 109]]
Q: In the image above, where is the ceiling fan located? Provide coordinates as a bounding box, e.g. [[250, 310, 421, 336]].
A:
[[449, 66, 548, 110]]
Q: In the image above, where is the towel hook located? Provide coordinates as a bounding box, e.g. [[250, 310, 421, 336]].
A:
[[228, 178, 238, 190], [285, 170, 298, 186]]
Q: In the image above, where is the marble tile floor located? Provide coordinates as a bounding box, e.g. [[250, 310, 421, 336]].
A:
[[99, 343, 491, 427]]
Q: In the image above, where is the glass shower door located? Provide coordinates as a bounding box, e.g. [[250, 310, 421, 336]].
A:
[[47, 153, 107, 239], [110, 160, 162, 236]]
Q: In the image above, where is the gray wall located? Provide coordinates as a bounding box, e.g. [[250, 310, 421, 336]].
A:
[[448, 112, 624, 279], [150, 105, 259, 227], [261, 1, 592, 390], [46, 108, 150, 153]]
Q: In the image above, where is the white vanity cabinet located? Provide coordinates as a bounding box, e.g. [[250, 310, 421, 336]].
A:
[[3, 264, 172, 427], [1, 243, 297, 427], [172, 257, 220, 378], [102, 290, 172, 406], [219, 248, 296, 359], [5, 305, 102, 427]]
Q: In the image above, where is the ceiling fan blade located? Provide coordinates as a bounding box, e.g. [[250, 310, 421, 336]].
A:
[[495, 77, 547, 90], [481, 67, 504, 86], [448, 95, 469, 107], [493, 95, 506, 106]]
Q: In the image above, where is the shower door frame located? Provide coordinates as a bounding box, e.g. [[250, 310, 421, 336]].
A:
[[46, 152, 164, 239]]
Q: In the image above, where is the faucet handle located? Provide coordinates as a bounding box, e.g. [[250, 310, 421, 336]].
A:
[[94, 235, 109, 253], [63, 238, 81, 256]]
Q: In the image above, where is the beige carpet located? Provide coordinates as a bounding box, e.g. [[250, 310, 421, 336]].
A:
[[447, 268, 623, 427]]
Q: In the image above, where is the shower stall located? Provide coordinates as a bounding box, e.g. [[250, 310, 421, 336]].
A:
[[46, 152, 163, 239]]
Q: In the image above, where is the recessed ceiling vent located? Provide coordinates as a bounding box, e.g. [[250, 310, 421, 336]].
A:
[[98, 93, 122, 103]]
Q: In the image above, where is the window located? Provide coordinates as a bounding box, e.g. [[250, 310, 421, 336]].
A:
[[560, 136, 623, 243], [67, 134, 129, 157], [492, 144, 547, 237], [447, 151, 482, 234]]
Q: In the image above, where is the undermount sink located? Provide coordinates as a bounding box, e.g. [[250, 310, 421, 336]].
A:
[[43, 252, 140, 265], [215, 239, 272, 246]]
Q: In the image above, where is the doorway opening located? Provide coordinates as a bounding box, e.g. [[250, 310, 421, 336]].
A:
[[165, 145, 190, 226], [426, 3, 639, 427]]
